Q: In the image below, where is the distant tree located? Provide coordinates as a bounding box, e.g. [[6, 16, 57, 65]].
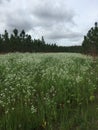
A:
[[82, 22, 98, 55], [13, 28, 18, 38], [0, 34, 2, 44], [25, 34, 31, 43], [41, 36, 45, 44], [2, 30, 9, 43], [20, 30, 25, 40]]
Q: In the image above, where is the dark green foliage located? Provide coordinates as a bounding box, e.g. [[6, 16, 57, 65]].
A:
[[82, 22, 98, 55], [0, 28, 82, 53]]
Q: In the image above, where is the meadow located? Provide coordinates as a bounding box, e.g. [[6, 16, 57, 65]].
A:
[[0, 53, 98, 130]]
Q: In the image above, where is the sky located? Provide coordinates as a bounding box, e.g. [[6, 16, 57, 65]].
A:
[[0, 0, 98, 46]]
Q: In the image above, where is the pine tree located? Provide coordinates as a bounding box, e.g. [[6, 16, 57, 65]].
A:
[[82, 22, 98, 55], [13, 29, 18, 38], [1, 30, 9, 45], [41, 36, 45, 44]]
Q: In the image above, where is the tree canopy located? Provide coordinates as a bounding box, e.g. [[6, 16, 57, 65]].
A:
[[82, 22, 98, 55]]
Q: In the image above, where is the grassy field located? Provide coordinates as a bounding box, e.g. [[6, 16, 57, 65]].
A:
[[0, 53, 98, 130]]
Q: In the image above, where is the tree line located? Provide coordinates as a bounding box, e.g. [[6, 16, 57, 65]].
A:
[[0, 29, 82, 53], [0, 22, 98, 54]]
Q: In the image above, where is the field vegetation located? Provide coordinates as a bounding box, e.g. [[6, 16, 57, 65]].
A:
[[0, 53, 98, 130]]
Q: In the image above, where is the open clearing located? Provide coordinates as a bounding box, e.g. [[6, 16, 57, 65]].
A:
[[0, 53, 98, 130]]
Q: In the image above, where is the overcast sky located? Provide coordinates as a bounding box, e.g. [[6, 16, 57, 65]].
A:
[[0, 0, 98, 46]]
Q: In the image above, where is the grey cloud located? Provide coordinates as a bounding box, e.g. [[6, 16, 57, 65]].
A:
[[31, 0, 75, 28], [0, 0, 10, 4], [46, 30, 82, 40], [0, 0, 75, 33], [0, 0, 82, 46], [33, 6, 74, 23], [7, 17, 33, 32], [0, 0, 33, 33], [5, 9, 33, 32]]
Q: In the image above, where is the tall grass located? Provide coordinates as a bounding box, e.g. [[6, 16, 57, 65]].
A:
[[0, 53, 98, 130]]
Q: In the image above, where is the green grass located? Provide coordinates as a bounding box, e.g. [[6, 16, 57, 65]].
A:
[[0, 53, 98, 130]]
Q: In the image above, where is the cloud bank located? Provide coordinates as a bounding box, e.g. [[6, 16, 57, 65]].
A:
[[0, 0, 94, 46]]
